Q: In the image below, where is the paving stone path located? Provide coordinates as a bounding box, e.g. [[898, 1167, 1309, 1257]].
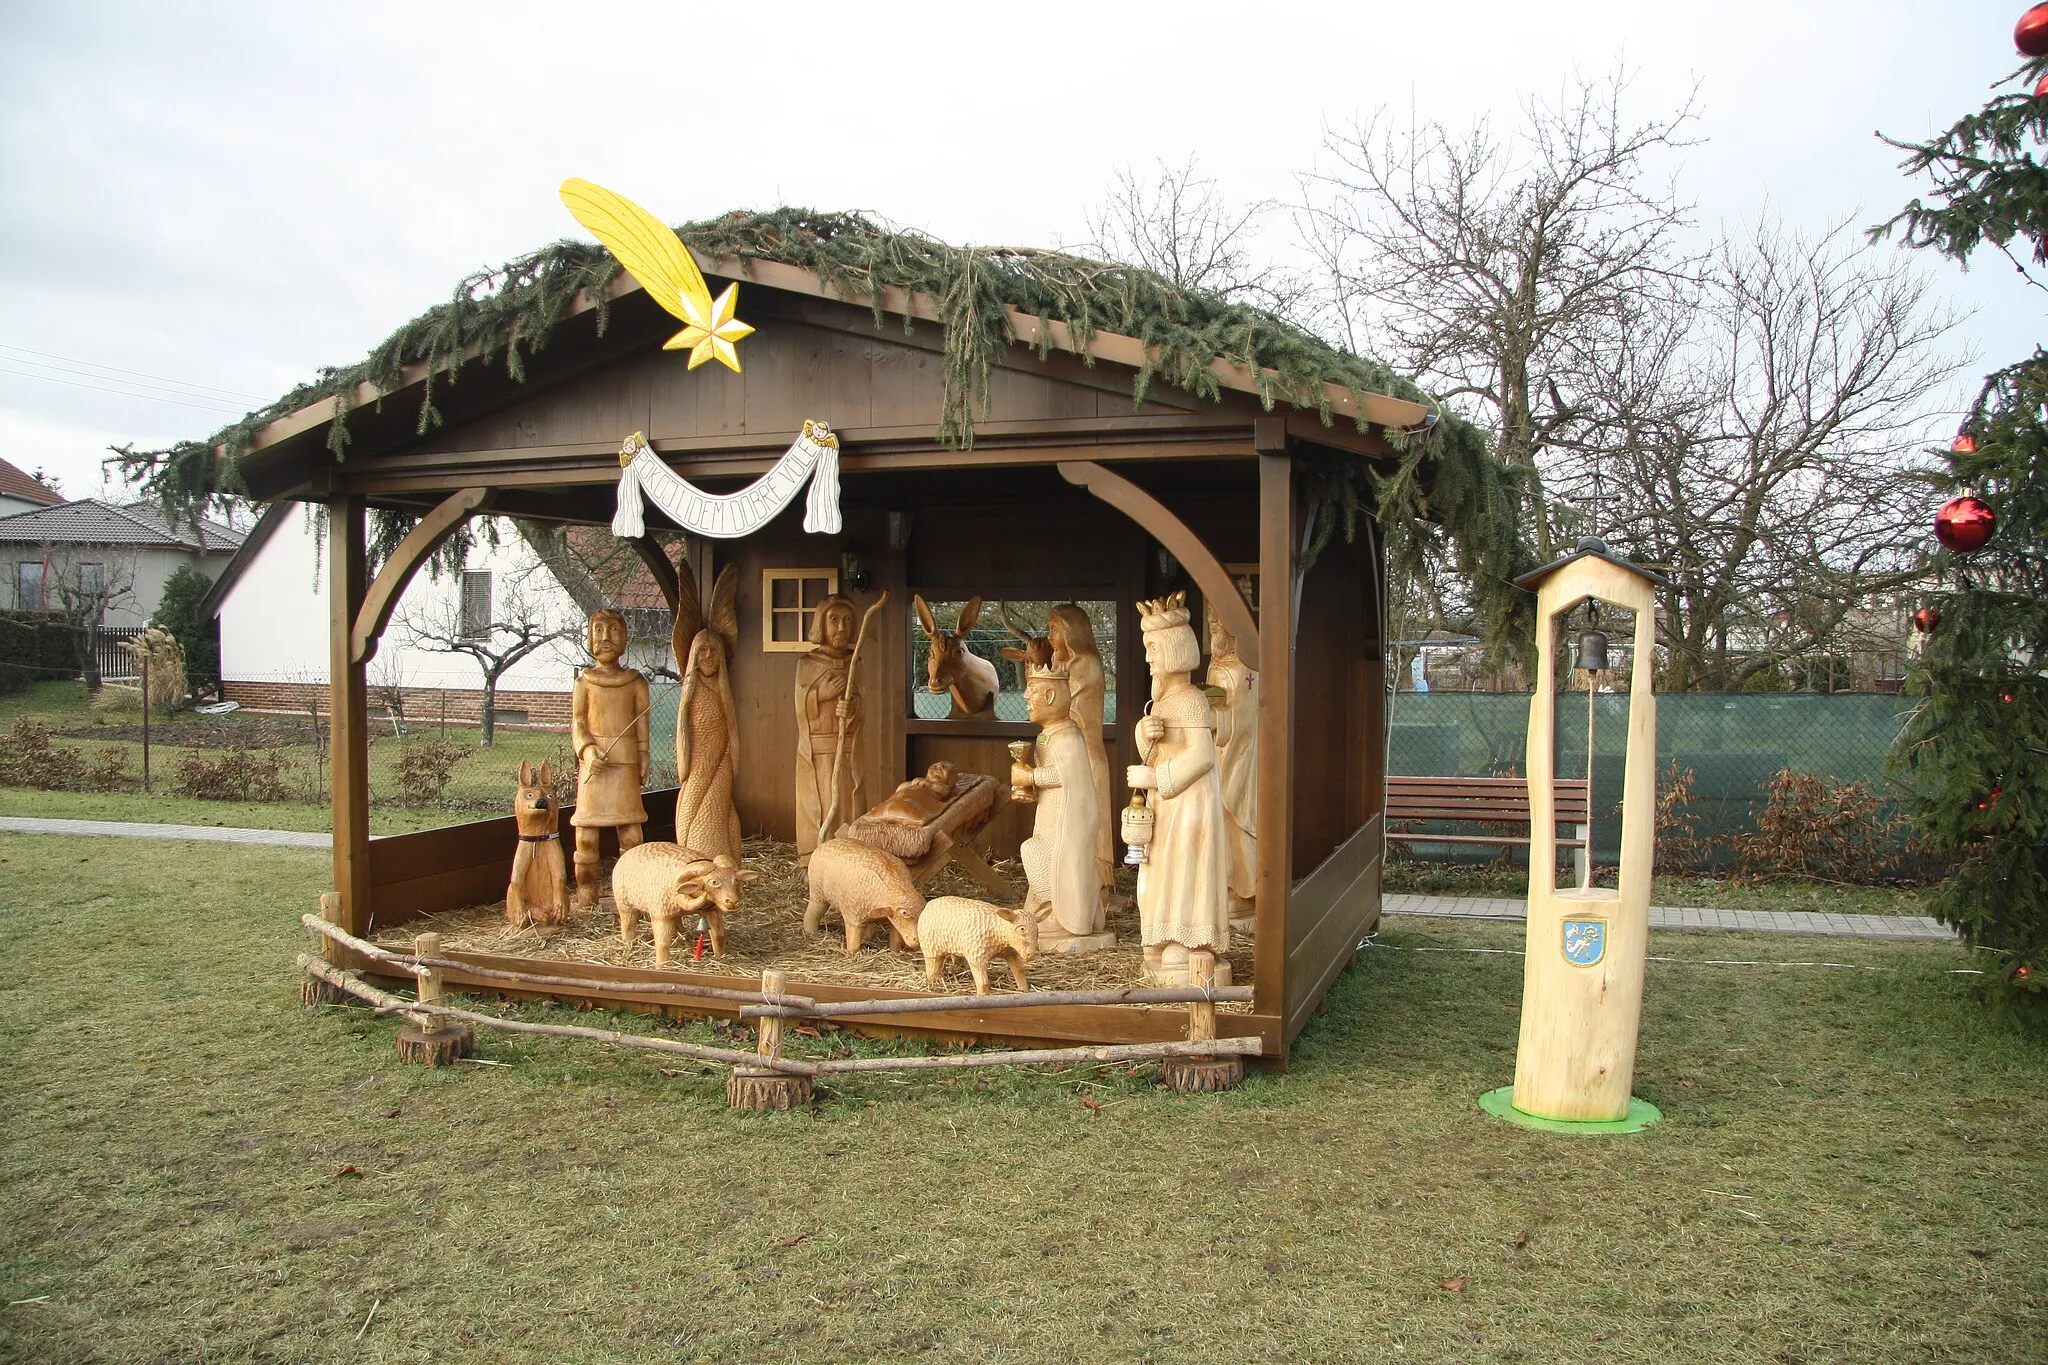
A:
[[1383, 892, 1953, 941], [0, 817, 1953, 942], [0, 816, 331, 849]]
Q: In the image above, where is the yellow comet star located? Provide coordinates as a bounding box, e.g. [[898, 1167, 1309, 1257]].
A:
[[557, 177, 754, 373], [670, 282, 755, 370]]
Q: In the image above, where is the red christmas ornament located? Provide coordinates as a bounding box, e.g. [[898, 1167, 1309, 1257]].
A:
[[1951, 432, 1977, 455], [1913, 606, 1941, 633], [2037, 72, 2048, 98], [2001, 686, 2018, 703], [1977, 785, 2004, 811], [1935, 495, 1997, 552], [2021, 3, 2048, 55], [2019, 965, 2034, 980]]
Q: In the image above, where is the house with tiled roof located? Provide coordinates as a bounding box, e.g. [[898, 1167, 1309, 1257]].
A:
[[0, 457, 64, 518], [0, 497, 245, 628]]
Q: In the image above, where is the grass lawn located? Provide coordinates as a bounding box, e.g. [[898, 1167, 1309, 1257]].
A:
[[1, 834, 2041, 1362], [1385, 857, 1933, 917]]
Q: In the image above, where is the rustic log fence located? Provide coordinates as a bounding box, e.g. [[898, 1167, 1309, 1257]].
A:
[[299, 902, 1255, 1108]]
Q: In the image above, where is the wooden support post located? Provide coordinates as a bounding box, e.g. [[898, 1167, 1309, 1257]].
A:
[[1253, 451, 1295, 1042], [299, 891, 353, 1008], [394, 931, 475, 1066], [727, 969, 814, 1111], [328, 494, 374, 938], [1162, 948, 1244, 1091]]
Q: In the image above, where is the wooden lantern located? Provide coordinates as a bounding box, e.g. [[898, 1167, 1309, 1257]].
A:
[[1501, 539, 1665, 1125]]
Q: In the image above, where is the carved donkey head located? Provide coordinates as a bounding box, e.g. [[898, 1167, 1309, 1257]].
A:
[[913, 594, 998, 717]]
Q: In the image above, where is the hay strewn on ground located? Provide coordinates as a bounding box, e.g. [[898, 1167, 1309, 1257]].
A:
[[381, 836, 1256, 1004]]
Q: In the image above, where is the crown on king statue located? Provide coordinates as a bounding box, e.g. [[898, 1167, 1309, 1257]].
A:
[[1026, 661, 1072, 683], [1137, 589, 1191, 632]]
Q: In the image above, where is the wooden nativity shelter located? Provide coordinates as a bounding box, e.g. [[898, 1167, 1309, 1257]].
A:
[[224, 215, 1447, 1064]]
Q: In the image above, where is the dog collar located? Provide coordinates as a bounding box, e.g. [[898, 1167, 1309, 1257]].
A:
[[517, 832, 560, 843]]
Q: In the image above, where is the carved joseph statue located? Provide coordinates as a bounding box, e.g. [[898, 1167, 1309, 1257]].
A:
[[569, 608, 651, 910], [794, 594, 864, 864]]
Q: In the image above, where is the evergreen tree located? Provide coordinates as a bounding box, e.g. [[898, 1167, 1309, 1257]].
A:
[[152, 565, 220, 696], [1876, 39, 2048, 1022]]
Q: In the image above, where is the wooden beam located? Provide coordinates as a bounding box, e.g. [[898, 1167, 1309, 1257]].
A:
[[1254, 453, 1296, 1040], [628, 536, 681, 613], [350, 487, 491, 664], [1055, 460, 1259, 659], [328, 495, 373, 938]]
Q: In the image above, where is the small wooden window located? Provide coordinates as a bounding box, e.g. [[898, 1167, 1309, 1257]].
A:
[[15, 561, 43, 610], [761, 568, 838, 652], [459, 570, 493, 640]]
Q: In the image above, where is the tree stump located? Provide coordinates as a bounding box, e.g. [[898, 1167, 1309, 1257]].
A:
[[726, 1065, 813, 1111], [1160, 1054, 1244, 1092], [394, 1023, 477, 1067], [300, 976, 352, 1009]]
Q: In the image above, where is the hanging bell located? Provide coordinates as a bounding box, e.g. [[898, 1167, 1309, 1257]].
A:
[[1576, 629, 1609, 673], [1121, 790, 1154, 866]]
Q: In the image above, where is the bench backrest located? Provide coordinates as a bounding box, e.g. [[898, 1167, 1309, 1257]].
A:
[[1386, 776, 1591, 827]]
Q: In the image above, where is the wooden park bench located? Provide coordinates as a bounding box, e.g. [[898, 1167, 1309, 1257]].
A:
[[1385, 776, 1593, 884]]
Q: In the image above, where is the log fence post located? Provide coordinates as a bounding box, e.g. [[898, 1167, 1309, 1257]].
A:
[[726, 969, 814, 1111], [299, 892, 353, 1008], [394, 931, 476, 1066], [1161, 948, 1244, 1092]]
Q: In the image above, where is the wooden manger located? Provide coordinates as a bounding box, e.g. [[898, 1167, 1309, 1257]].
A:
[[213, 207, 1446, 1073]]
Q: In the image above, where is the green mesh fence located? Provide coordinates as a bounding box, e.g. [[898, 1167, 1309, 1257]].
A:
[[1387, 690, 1918, 865]]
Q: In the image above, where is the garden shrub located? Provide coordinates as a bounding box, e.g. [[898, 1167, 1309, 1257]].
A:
[[171, 748, 293, 802], [396, 741, 465, 806], [152, 565, 220, 695], [0, 611, 81, 695], [0, 717, 87, 790], [1731, 769, 1930, 884], [86, 747, 128, 792]]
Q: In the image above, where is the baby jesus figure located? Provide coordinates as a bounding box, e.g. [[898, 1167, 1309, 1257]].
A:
[[867, 761, 961, 827]]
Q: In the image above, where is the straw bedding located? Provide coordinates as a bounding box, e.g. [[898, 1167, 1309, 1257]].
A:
[[380, 836, 1255, 1006]]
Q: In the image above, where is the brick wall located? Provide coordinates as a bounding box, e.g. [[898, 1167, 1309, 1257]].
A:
[[222, 679, 571, 731]]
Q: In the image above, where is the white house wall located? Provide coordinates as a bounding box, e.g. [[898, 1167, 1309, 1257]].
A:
[[219, 509, 585, 699]]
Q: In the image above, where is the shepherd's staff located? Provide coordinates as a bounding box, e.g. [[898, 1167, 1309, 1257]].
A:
[[818, 591, 890, 843]]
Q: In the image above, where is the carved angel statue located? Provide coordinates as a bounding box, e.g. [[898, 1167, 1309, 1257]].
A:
[[672, 554, 742, 862]]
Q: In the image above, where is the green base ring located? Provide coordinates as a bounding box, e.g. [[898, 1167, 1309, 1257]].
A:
[[1478, 1086, 1662, 1135]]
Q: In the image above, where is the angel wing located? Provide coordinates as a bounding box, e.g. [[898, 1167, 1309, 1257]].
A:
[[669, 546, 705, 678], [558, 178, 755, 372], [708, 563, 739, 661]]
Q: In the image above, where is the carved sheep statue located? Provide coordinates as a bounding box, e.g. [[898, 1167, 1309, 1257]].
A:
[[612, 842, 758, 965], [804, 837, 924, 955], [917, 896, 1039, 994]]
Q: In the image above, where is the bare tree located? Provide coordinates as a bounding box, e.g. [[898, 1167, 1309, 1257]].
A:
[[401, 565, 575, 747], [1299, 71, 1700, 561], [42, 546, 137, 692], [1582, 220, 1965, 689], [1084, 157, 1307, 313]]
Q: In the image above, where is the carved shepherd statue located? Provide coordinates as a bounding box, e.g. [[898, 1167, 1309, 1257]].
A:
[[1010, 663, 1107, 949], [794, 593, 862, 867], [1048, 603, 1116, 893], [1206, 603, 1258, 929], [673, 555, 743, 863], [570, 609, 650, 911], [1127, 590, 1230, 985]]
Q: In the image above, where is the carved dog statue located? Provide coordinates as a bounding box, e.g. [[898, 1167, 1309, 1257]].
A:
[[612, 842, 759, 965], [507, 760, 570, 928]]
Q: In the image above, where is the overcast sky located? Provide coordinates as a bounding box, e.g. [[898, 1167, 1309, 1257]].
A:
[[0, 0, 2038, 500]]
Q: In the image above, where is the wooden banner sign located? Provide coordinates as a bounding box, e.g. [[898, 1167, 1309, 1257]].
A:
[[610, 420, 842, 539]]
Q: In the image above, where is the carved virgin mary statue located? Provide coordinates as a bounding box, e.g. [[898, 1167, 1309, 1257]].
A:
[[1047, 603, 1114, 893], [1012, 663, 1107, 950], [672, 558, 742, 862], [794, 593, 862, 866]]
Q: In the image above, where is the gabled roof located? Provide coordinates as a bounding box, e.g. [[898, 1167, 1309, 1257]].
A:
[[0, 498, 245, 552], [1513, 536, 1669, 592], [195, 501, 289, 620], [0, 458, 63, 506]]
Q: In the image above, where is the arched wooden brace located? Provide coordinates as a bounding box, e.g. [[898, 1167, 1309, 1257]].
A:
[[627, 536, 682, 614], [350, 487, 494, 665], [1055, 460, 1259, 658]]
